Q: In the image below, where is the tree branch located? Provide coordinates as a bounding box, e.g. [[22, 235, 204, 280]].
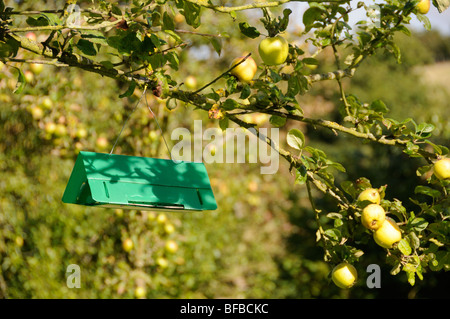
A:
[[184, 0, 348, 13]]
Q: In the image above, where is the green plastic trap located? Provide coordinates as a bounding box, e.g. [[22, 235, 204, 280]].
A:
[[62, 151, 217, 212]]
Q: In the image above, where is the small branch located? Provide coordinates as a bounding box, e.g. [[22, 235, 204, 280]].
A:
[[8, 20, 121, 32], [1, 57, 69, 67], [193, 52, 252, 94], [184, 0, 348, 13]]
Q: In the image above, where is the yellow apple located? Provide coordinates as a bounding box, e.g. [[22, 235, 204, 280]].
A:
[[157, 213, 167, 224], [433, 158, 450, 180], [165, 240, 178, 253], [416, 0, 430, 14], [164, 223, 175, 234], [44, 122, 56, 134], [230, 56, 257, 83], [331, 262, 358, 289], [134, 286, 146, 298], [156, 257, 169, 268], [184, 75, 197, 90], [361, 204, 386, 230], [122, 238, 134, 252], [30, 63, 44, 75], [96, 136, 108, 149], [24, 70, 34, 83], [40, 97, 53, 110], [357, 188, 381, 204], [373, 217, 402, 249], [30, 106, 44, 120]]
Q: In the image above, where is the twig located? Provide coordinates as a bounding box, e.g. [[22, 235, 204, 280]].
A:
[[193, 52, 252, 94]]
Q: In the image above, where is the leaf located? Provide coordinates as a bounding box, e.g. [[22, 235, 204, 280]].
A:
[[210, 37, 222, 56], [398, 239, 412, 256], [76, 39, 97, 56], [324, 228, 340, 242], [13, 67, 26, 94], [287, 129, 305, 150], [238, 22, 261, 39], [183, 1, 201, 28], [162, 11, 175, 31], [414, 185, 441, 199], [370, 99, 389, 113], [295, 166, 307, 185], [119, 81, 136, 98], [434, 0, 450, 13], [219, 117, 229, 131], [302, 57, 319, 65], [409, 217, 429, 232], [302, 7, 324, 31], [269, 115, 286, 127], [416, 13, 431, 30]]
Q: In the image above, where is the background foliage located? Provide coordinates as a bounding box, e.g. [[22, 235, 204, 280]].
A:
[[0, 0, 449, 298]]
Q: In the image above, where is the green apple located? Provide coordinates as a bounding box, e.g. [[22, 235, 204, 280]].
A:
[[331, 262, 358, 289], [357, 188, 381, 204], [44, 122, 56, 134], [433, 158, 450, 180], [361, 204, 386, 230], [373, 217, 402, 249], [54, 124, 67, 137], [258, 35, 289, 66], [416, 0, 430, 14], [230, 56, 257, 83]]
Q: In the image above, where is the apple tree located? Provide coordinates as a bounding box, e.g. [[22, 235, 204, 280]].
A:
[[0, 0, 449, 292]]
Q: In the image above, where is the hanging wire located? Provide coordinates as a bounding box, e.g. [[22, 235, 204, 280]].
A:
[[109, 85, 148, 155], [144, 91, 174, 161], [109, 84, 174, 161]]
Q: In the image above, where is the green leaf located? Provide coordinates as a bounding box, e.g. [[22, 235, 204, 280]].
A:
[[416, 13, 431, 30], [76, 39, 97, 56], [414, 185, 441, 199], [433, 0, 450, 13], [13, 67, 26, 94], [324, 228, 340, 242], [370, 99, 389, 113], [238, 22, 261, 39], [183, 2, 201, 28], [210, 37, 222, 56], [219, 117, 229, 131], [269, 115, 287, 127], [302, 57, 319, 65], [295, 166, 307, 185], [118, 81, 136, 98], [409, 217, 429, 232], [287, 129, 305, 150], [398, 239, 412, 256], [162, 11, 175, 31], [302, 7, 324, 32]]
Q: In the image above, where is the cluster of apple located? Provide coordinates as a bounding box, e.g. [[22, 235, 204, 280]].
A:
[[229, 34, 289, 83], [116, 210, 180, 298], [331, 157, 450, 289]]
